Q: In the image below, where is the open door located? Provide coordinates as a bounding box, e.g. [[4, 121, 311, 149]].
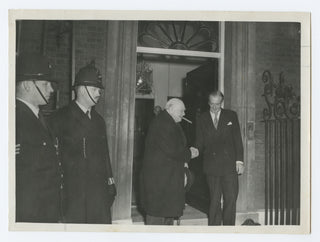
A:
[[182, 59, 218, 214]]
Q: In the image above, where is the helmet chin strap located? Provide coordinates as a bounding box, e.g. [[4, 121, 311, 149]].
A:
[[33, 81, 49, 104], [84, 86, 97, 105]]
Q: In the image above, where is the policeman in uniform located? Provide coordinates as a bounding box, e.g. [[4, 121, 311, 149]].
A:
[[49, 61, 116, 224], [15, 52, 63, 223]]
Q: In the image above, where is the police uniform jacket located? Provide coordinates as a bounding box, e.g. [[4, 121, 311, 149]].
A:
[[140, 110, 191, 218], [16, 99, 61, 222], [195, 109, 244, 176], [49, 101, 114, 224]]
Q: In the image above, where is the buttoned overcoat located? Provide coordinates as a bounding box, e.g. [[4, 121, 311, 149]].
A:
[[16, 100, 61, 222], [140, 110, 191, 218], [49, 101, 114, 224]]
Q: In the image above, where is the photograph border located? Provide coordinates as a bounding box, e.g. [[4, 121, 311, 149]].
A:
[[8, 9, 311, 234]]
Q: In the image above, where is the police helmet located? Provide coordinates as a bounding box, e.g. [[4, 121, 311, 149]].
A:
[[16, 52, 54, 82], [74, 61, 104, 89]]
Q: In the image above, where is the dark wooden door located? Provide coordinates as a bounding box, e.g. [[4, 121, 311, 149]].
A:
[[182, 59, 218, 214]]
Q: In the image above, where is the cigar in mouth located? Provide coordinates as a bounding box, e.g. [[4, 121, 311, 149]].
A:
[[182, 117, 192, 124]]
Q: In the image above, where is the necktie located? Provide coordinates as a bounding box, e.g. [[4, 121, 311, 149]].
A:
[[213, 112, 218, 129]]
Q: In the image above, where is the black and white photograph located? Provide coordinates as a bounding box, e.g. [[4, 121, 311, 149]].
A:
[[6, 8, 311, 236]]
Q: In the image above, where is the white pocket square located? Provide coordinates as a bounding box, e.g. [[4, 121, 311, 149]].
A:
[[227, 121, 233, 125]]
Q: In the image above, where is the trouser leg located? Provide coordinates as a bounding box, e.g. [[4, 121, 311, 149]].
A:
[[206, 175, 222, 225], [221, 173, 238, 225]]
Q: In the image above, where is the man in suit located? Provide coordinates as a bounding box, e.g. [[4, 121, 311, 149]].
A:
[[140, 98, 199, 225], [195, 90, 244, 225], [15, 52, 63, 222], [49, 61, 116, 224]]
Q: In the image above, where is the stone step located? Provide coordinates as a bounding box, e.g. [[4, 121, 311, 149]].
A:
[[131, 205, 263, 226]]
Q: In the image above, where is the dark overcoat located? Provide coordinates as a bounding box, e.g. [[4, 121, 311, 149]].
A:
[[16, 99, 61, 222], [49, 101, 114, 224], [195, 109, 244, 176], [140, 110, 191, 218]]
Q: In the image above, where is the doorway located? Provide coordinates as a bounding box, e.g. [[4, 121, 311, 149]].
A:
[[132, 99, 155, 207], [133, 21, 224, 222], [131, 59, 219, 222], [182, 59, 218, 214]]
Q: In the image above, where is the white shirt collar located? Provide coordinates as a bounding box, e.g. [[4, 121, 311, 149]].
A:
[[16, 97, 39, 118], [210, 109, 221, 120]]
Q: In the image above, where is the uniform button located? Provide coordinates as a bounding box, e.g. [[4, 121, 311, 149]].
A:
[[59, 162, 62, 166], [60, 184, 64, 189], [43, 142, 46, 146], [61, 174, 64, 178]]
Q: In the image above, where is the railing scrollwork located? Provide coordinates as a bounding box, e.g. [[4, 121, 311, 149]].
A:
[[262, 70, 300, 121]]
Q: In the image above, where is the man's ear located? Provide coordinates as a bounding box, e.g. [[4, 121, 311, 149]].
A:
[[76, 86, 84, 96], [81, 86, 87, 94], [22, 80, 33, 92]]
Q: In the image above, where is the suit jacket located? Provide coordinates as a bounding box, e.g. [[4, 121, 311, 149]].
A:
[[195, 109, 243, 176], [15, 100, 61, 222], [140, 110, 191, 217], [49, 101, 115, 223]]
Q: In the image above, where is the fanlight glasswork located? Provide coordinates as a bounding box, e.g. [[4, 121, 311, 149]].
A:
[[138, 21, 219, 52]]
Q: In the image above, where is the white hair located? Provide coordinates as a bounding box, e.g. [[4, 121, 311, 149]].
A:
[[165, 98, 184, 110]]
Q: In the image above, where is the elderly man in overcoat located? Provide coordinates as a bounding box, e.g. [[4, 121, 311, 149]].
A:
[[15, 52, 63, 223], [49, 61, 116, 224], [140, 98, 199, 225]]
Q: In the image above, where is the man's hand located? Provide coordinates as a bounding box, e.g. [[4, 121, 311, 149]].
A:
[[107, 178, 117, 197], [236, 162, 245, 175], [16, 144, 21, 155], [190, 147, 199, 159], [108, 183, 117, 197], [106, 183, 117, 207]]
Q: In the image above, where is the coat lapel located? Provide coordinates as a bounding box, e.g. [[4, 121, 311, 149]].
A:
[[68, 101, 92, 137], [216, 109, 228, 135], [176, 123, 187, 146]]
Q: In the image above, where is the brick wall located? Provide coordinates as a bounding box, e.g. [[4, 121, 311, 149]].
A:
[[18, 20, 72, 109], [73, 21, 108, 116], [44, 21, 72, 108], [18, 20, 43, 53]]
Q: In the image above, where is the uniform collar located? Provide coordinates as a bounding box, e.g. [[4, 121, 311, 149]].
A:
[[16, 97, 39, 118]]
